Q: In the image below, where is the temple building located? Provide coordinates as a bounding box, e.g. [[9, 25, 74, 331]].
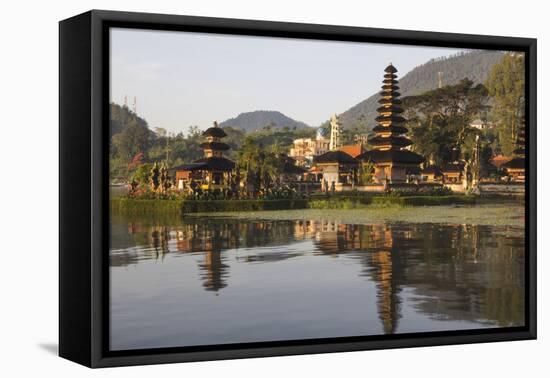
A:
[[440, 163, 464, 184], [172, 122, 236, 191], [357, 64, 424, 183], [502, 119, 526, 182], [313, 150, 358, 192], [421, 165, 443, 182]]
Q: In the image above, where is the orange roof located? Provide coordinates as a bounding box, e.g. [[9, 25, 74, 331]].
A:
[[338, 144, 364, 158]]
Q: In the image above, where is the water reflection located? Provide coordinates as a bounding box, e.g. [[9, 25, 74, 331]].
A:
[[110, 214, 525, 349]]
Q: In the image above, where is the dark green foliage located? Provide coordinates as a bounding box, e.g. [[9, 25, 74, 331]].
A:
[[110, 102, 150, 137], [110, 103, 155, 179], [150, 162, 160, 191], [357, 160, 375, 185], [309, 195, 476, 209], [485, 53, 525, 156], [110, 198, 183, 214], [110, 198, 309, 215], [237, 136, 288, 194], [245, 127, 316, 151], [131, 163, 152, 186], [403, 79, 489, 165]]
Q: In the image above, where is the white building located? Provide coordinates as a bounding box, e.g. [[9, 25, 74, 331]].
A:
[[289, 128, 330, 166]]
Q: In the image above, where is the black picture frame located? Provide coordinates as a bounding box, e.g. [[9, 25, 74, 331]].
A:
[[59, 9, 537, 368]]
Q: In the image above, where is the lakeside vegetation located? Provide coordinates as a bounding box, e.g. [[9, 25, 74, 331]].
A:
[[111, 197, 309, 215], [111, 200, 524, 228], [108, 193, 521, 216], [190, 204, 525, 228]]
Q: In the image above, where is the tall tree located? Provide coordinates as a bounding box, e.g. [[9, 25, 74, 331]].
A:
[[403, 78, 489, 165], [485, 53, 525, 156]]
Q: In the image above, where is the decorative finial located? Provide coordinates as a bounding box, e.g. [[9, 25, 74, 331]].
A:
[[384, 63, 398, 73]]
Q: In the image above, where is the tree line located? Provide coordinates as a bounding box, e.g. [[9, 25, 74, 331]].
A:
[[402, 53, 525, 178]]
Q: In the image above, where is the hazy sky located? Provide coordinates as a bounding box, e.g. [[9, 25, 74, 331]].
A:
[[110, 28, 466, 134]]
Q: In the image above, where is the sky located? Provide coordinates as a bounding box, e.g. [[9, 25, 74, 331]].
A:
[[110, 28, 466, 134]]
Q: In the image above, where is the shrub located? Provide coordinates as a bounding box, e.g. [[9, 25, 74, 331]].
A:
[[110, 198, 309, 215]]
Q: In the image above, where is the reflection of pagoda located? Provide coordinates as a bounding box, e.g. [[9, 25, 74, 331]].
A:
[[173, 122, 236, 191], [199, 250, 229, 292], [174, 222, 235, 292], [312, 222, 402, 333], [363, 225, 401, 334], [502, 118, 526, 182], [358, 64, 424, 183]]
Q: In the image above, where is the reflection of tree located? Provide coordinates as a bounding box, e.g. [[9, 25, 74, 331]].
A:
[[396, 224, 525, 327], [151, 226, 169, 261]]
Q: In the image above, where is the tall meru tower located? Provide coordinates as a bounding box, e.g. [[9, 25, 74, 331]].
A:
[[357, 63, 424, 183]]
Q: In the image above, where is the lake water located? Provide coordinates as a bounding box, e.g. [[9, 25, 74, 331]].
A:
[[109, 209, 525, 351]]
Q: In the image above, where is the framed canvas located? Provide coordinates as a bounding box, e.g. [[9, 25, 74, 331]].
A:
[[59, 10, 536, 368]]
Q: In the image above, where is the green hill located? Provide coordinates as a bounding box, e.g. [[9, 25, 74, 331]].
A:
[[219, 110, 312, 133], [338, 50, 505, 130]]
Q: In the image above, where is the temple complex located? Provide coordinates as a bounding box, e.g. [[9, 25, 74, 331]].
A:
[[502, 118, 526, 182], [173, 121, 236, 191], [357, 64, 424, 183]]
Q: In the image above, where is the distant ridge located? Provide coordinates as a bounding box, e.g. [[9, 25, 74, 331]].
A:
[[338, 50, 505, 130], [219, 110, 311, 133]]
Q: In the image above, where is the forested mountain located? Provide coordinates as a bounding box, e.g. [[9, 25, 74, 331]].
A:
[[219, 110, 311, 132], [110, 103, 151, 137], [337, 50, 505, 130]]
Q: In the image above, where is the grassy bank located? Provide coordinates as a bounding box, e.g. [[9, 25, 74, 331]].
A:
[[189, 205, 525, 227], [308, 195, 477, 209], [111, 194, 485, 215], [110, 197, 309, 215]]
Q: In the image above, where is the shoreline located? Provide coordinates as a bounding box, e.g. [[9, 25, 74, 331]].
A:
[[110, 197, 524, 227], [186, 204, 525, 228]]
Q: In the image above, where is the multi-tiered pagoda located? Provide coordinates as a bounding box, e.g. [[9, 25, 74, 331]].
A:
[[502, 118, 526, 182], [173, 121, 235, 190], [357, 64, 424, 183]]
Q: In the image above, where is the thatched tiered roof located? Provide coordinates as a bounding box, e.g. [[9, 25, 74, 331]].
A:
[[202, 122, 227, 138], [360, 64, 424, 166], [314, 150, 358, 165], [173, 157, 235, 172]]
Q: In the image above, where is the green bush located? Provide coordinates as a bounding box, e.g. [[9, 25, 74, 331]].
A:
[[111, 195, 477, 215], [110, 198, 184, 214], [110, 198, 309, 215], [307, 195, 476, 209]]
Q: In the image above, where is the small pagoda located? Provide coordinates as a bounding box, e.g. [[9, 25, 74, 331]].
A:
[[173, 121, 235, 191], [502, 118, 526, 182], [357, 64, 424, 183]]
